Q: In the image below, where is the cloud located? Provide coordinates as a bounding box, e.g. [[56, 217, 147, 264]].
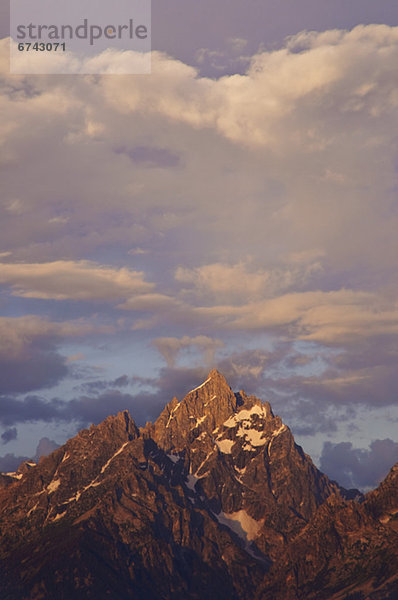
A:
[[194, 37, 251, 76], [101, 26, 398, 148], [119, 293, 181, 311], [78, 374, 130, 394], [0, 453, 29, 473], [193, 290, 398, 344], [0, 316, 103, 359], [0, 260, 153, 301], [214, 345, 294, 388], [0, 396, 65, 426], [132, 366, 210, 413], [1, 28, 397, 278], [34, 437, 59, 461], [0, 25, 398, 462], [115, 145, 180, 168], [0, 386, 170, 430], [152, 335, 224, 367], [0, 436, 58, 473], [175, 260, 323, 304], [320, 438, 398, 490], [0, 316, 112, 393], [1, 427, 17, 444]]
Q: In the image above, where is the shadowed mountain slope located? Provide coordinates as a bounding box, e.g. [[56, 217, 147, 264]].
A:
[[0, 370, 397, 599]]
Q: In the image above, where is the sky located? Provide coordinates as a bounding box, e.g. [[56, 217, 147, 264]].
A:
[[1, 0, 398, 491]]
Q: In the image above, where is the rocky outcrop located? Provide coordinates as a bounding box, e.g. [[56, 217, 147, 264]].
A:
[[0, 370, 397, 600], [152, 369, 340, 559], [365, 463, 398, 531], [258, 493, 398, 600], [0, 406, 264, 599]]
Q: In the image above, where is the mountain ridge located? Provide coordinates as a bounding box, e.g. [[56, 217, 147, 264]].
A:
[[1, 369, 397, 599]]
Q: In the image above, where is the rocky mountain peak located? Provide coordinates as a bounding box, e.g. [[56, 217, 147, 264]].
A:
[[150, 369, 342, 560], [95, 409, 139, 442], [152, 369, 240, 452], [365, 461, 398, 529], [1, 372, 398, 600]]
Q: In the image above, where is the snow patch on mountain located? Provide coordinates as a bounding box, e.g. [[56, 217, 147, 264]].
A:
[[239, 428, 267, 448], [217, 509, 262, 541], [100, 442, 129, 473], [185, 474, 198, 491], [188, 376, 211, 394], [52, 510, 67, 522], [224, 404, 269, 428], [166, 403, 180, 428], [204, 395, 217, 406], [216, 439, 234, 454], [167, 453, 180, 464], [47, 478, 61, 493], [268, 424, 287, 456], [5, 472, 23, 479], [194, 454, 214, 476], [27, 503, 39, 516]]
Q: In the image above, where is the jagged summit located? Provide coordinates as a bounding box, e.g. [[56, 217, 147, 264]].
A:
[[187, 368, 229, 391], [152, 368, 240, 452], [96, 409, 139, 441], [184, 368, 236, 407], [149, 369, 342, 560], [1, 371, 398, 600]]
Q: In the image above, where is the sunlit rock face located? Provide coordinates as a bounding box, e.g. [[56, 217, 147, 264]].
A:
[[151, 368, 341, 559], [1, 370, 397, 600]]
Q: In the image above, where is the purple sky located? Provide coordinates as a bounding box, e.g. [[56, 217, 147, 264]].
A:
[[1, 1, 398, 490]]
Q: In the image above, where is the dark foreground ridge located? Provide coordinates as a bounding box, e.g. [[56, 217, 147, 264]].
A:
[[1, 369, 397, 599]]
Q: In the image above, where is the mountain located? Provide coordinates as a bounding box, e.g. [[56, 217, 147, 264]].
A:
[[0, 369, 397, 599], [149, 369, 342, 560]]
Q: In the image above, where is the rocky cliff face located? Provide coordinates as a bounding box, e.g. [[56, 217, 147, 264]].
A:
[[365, 463, 398, 530], [0, 370, 397, 600], [150, 369, 340, 560]]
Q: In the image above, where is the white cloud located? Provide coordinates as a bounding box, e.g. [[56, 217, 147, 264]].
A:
[[0, 26, 398, 408], [1, 27, 397, 279], [175, 261, 323, 303], [0, 260, 153, 301], [118, 293, 181, 311], [193, 289, 398, 344], [0, 315, 109, 359], [99, 25, 398, 148]]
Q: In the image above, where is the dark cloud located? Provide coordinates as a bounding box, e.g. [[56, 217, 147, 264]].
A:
[[0, 453, 29, 473], [0, 349, 395, 463], [133, 365, 209, 400], [226, 338, 398, 437], [319, 439, 398, 491], [0, 436, 58, 474], [185, 347, 356, 436], [1, 427, 17, 444], [115, 146, 180, 168], [331, 335, 398, 371], [34, 437, 59, 462], [78, 374, 131, 394], [66, 390, 155, 426], [215, 345, 294, 392], [0, 387, 170, 430], [0, 395, 65, 427], [0, 437, 58, 473], [114, 375, 129, 387], [0, 349, 68, 394], [0, 319, 69, 394]]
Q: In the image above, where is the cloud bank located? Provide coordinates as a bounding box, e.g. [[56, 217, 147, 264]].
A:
[[0, 25, 397, 489]]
